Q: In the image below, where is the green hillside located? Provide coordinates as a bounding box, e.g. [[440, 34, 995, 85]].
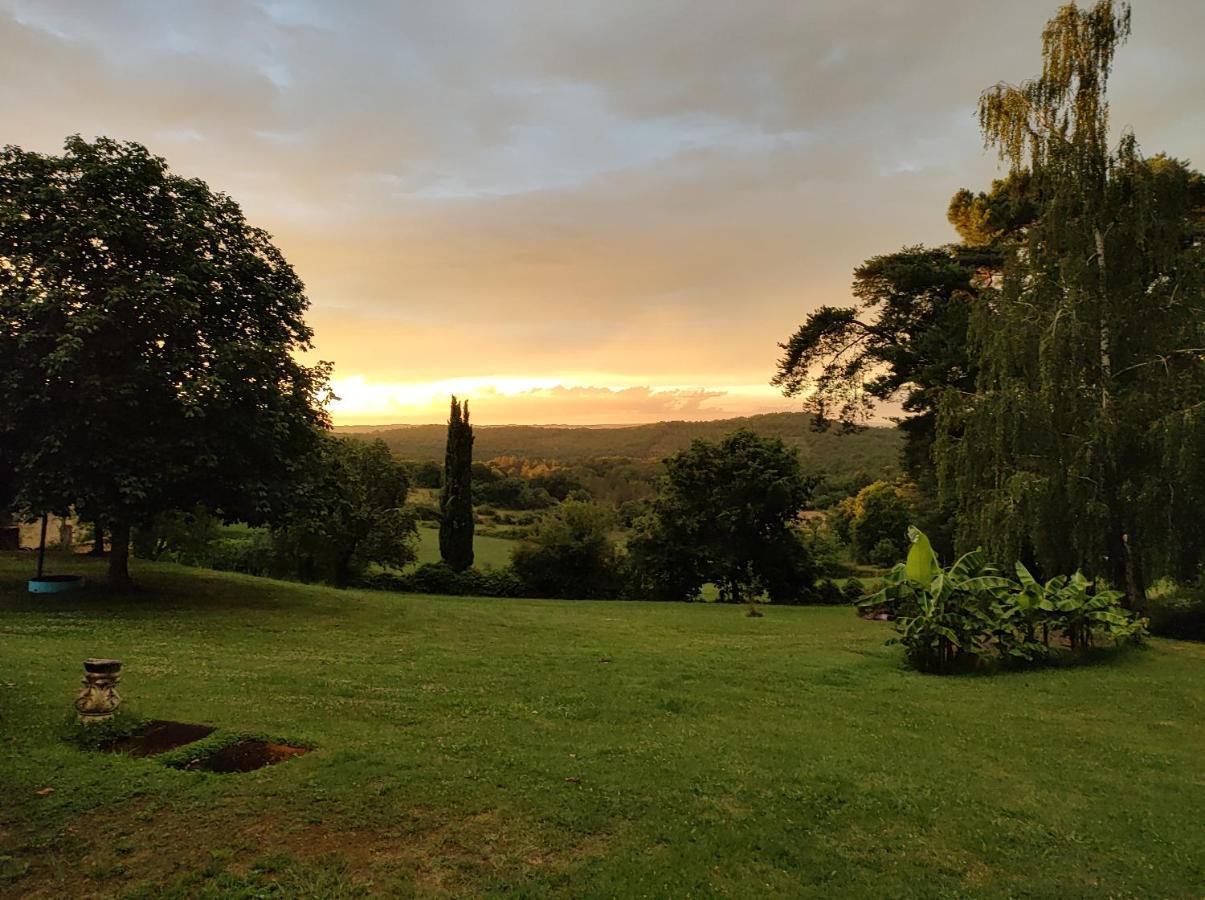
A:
[[339, 412, 901, 477]]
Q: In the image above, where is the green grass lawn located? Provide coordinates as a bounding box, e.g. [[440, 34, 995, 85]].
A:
[[410, 525, 518, 570], [1, 553, 1202, 898]]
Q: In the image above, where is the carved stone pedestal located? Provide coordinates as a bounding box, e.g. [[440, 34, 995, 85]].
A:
[[75, 658, 122, 723]]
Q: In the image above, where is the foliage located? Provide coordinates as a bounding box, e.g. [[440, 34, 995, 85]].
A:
[[798, 519, 850, 577], [439, 396, 475, 571], [471, 466, 555, 510], [0, 136, 331, 586], [772, 245, 994, 549], [402, 459, 443, 489], [272, 435, 417, 586], [132, 506, 223, 563], [1009, 562, 1146, 654], [813, 577, 865, 606], [864, 528, 1147, 673], [1137, 580, 1205, 642], [627, 430, 819, 603], [773, 247, 979, 444], [846, 481, 912, 565], [935, 1, 1205, 606], [359, 563, 525, 598], [866, 531, 1013, 672], [510, 500, 621, 599], [526, 468, 585, 501], [204, 529, 279, 577]]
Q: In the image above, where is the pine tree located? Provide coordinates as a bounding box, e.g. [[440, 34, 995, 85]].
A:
[[439, 396, 475, 571], [935, 1, 1205, 605]]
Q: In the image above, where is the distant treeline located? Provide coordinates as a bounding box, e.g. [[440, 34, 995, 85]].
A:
[[337, 412, 902, 479]]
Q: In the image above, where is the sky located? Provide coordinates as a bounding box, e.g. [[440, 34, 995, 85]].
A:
[[3, 1, 1203, 425]]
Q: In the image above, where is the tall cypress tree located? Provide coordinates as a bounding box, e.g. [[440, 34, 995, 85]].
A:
[[439, 395, 475, 571], [935, 1, 1205, 605]]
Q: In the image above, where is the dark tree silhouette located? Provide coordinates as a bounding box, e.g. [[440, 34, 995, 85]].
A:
[[0, 136, 331, 586], [439, 396, 475, 571]]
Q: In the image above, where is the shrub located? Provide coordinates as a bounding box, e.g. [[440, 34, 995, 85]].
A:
[[814, 578, 846, 605], [868, 537, 900, 568], [1144, 582, 1205, 641], [358, 563, 526, 598], [798, 519, 851, 577], [511, 501, 621, 599], [206, 530, 279, 577], [411, 503, 441, 523], [864, 527, 1148, 673], [847, 482, 912, 564]]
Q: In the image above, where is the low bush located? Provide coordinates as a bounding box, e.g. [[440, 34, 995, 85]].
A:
[[511, 501, 623, 599], [813, 579, 847, 605], [358, 563, 526, 598], [410, 503, 441, 523], [1144, 581, 1205, 641], [205, 531, 280, 577], [863, 527, 1147, 673]]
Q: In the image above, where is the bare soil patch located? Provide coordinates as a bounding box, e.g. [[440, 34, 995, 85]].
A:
[[183, 739, 309, 773], [101, 720, 215, 757]]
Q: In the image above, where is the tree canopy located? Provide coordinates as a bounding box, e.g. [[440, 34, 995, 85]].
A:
[[775, 2, 1205, 604], [628, 429, 818, 603], [274, 435, 416, 586], [0, 136, 331, 585], [936, 0, 1205, 604]]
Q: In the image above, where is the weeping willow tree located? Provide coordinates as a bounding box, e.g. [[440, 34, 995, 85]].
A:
[[936, 0, 1205, 605]]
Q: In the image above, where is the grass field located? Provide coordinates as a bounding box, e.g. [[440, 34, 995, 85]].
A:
[[1, 553, 1202, 898], [410, 525, 519, 570]]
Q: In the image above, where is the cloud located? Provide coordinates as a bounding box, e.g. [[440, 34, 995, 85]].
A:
[[3, 0, 1202, 421], [327, 376, 791, 425]]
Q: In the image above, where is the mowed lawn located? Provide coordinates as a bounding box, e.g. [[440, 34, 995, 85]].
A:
[[1, 554, 1202, 898], [411, 525, 518, 570]]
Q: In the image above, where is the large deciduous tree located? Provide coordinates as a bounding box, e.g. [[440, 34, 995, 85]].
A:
[[274, 435, 417, 586], [0, 136, 331, 586], [627, 429, 819, 604], [439, 395, 474, 571], [935, 1, 1205, 605]]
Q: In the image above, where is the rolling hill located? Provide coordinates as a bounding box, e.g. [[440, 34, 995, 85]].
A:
[[339, 412, 902, 478]]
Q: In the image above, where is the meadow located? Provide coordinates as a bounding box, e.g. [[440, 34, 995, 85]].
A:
[[1, 553, 1202, 898], [410, 525, 518, 570]]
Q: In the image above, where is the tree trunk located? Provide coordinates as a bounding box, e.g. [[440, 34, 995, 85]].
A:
[[1094, 228, 1113, 413], [108, 521, 132, 588], [1122, 531, 1147, 610], [334, 549, 355, 588], [90, 523, 105, 556]]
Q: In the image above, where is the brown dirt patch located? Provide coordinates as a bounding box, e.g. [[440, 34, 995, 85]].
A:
[[183, 739, 309, 773], [101, 721, 216, 757]]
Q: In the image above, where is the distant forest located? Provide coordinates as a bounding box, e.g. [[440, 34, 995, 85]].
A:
[[338, 412, 902, 478]]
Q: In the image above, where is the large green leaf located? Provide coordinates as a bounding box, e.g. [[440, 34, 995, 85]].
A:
[[1015, 561, 1038, 590]]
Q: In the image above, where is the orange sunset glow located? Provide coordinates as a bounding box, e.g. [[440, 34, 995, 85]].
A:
[[4, 0, 1203, 424]]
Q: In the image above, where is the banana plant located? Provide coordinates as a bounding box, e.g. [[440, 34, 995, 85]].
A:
[[863, 528, 1013, 672], [1011, 564, 1147, 651]]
